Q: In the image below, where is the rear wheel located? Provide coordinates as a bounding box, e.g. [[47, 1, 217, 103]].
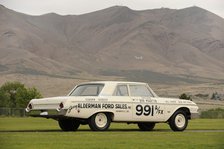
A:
[[138, 122, 155, 131], [88, 113, 111, 131], [58, 119, 80, 131], [169, 110, 188, 131]]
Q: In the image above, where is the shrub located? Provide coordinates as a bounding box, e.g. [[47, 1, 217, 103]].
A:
[[200, 108, 224, 119], [179, 93, 192, 100]]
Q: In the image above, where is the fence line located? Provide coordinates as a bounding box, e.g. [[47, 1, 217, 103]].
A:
[[0, 107, 26, 117]]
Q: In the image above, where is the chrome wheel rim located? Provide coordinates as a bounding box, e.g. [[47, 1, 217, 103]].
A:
[[175, 113, 186, 128], [95, 113, 107, 128]]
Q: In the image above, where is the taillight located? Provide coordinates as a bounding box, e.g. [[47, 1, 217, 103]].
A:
[[28, 103, 32, 109], [59, 102, 64, 109], [57, 102, 64, 112], [25, 103, 33, 112]]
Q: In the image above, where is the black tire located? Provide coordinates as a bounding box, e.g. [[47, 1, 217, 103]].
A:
[[88, 113, 111, 131], [169, 110, 188, 131], [138, 122, 155, 131], [58, 119, 80, 131]]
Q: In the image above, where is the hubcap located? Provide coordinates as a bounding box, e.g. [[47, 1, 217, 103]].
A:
[[175, 113, 186, 128], [95, 113, 107, 128]]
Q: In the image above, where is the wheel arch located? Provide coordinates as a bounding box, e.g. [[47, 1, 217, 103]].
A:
[[88, 111, 115, 121], [168, 107, 191, 122]]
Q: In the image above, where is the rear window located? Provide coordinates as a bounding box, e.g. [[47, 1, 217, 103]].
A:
[[70, 84, 104, 96]]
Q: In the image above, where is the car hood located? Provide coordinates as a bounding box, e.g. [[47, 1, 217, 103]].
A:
[[154, 97, 197, 105]]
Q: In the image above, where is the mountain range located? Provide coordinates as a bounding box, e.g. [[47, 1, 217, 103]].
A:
[[0, 5, 224, 84]]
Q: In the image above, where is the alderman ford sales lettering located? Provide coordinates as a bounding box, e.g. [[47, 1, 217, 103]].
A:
[[77, 103, 128, 109]]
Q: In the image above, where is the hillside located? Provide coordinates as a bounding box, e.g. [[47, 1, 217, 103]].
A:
[[0, 5, 224, 84]]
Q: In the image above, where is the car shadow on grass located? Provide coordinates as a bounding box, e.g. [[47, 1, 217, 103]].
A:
[[0, 129, 62, 133], [1, 129, 223, 133], [0, 129, 172, 133]]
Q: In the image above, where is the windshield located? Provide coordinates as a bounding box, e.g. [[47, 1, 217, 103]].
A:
[[70, 84, 104, 96]]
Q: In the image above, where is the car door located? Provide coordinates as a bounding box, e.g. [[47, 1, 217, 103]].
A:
[[130, 84, 165, 122], [110, 84, 133, 121]]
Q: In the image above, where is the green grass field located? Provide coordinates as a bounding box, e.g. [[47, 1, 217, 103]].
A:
[[0, 118, 224, 149]]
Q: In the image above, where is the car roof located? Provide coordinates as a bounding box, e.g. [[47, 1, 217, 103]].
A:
[[75, 81, 149, 96], [68, 81, 157, 97], [78, 81, 147, 85]]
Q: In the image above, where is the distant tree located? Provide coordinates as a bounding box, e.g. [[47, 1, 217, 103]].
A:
[[0, 81, 42, 108], [179, 93, 192, 101], [211, 92, 220, 100], [0, 89, 10, 107], [16, 87, 42, 108], [0, 81, 25, 108], [211, 92, 216, 100]]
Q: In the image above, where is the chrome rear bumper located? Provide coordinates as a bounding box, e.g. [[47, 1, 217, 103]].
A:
[[26, 109, 67, 118]]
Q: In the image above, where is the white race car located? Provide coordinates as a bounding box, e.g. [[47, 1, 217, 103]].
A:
[[26, 81, 198, 131]]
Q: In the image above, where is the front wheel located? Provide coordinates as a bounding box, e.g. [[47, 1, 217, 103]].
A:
[[169, 110, 188, 131], [58, 119, 80, 131], [88, 113, 111, 131], [138, 122, 155, 131]]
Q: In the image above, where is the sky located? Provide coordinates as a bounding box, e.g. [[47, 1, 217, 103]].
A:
[[0, 0, 224, 18]]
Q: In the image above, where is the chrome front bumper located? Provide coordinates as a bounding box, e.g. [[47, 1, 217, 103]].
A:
[[191, 112, 199, 119]]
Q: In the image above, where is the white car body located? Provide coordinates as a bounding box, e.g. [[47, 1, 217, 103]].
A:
[[26, 81, 199, 131]]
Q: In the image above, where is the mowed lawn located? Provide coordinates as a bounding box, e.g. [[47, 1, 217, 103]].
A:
[[0, 118, 224, 149]]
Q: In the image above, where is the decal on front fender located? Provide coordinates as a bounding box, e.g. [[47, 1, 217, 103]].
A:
[[135, 105, 164, 116]]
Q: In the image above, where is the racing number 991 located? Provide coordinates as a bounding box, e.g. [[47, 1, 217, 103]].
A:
[[136, 105, 154, 116]]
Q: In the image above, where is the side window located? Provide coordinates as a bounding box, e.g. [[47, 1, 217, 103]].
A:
[[129, 85, 153, 97], [114, 85, 129, 96]]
